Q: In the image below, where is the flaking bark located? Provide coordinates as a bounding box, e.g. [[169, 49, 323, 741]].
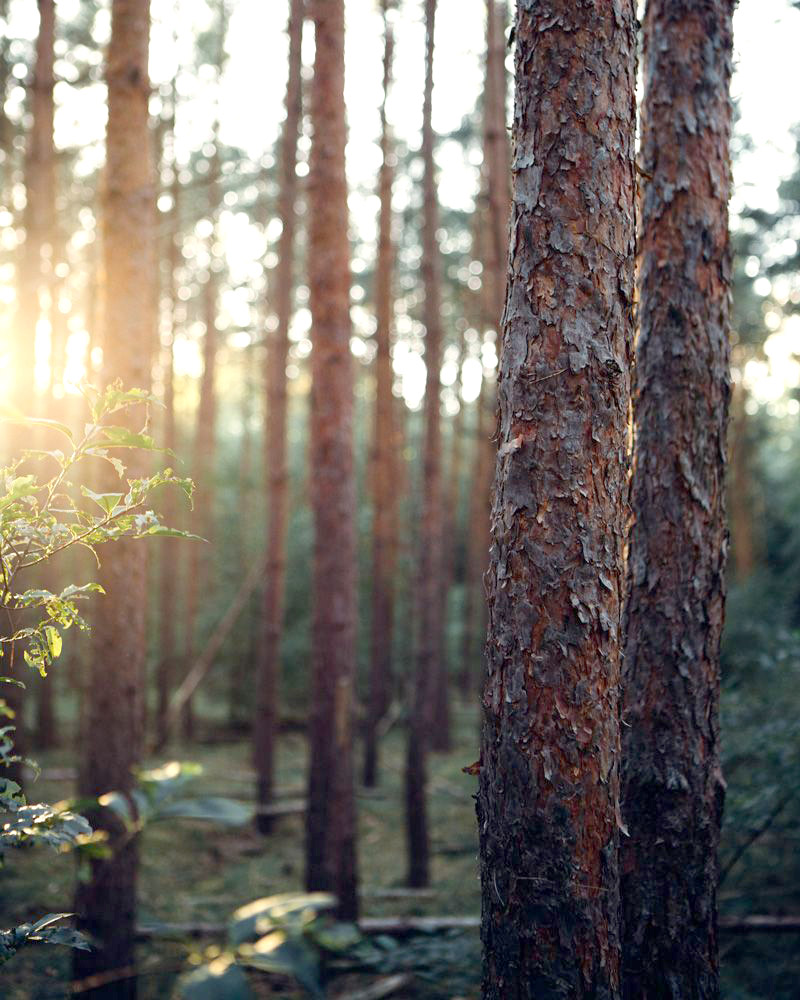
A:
[[620, 2, 734, 997], [476, 2, 637, 997]]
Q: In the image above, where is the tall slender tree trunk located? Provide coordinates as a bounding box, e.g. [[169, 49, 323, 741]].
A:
[[620, 3, 733, 997], [6, 0, 56, 781], [305, 0, 359, 921], [364, 0, 396, 790], [73, 2, 154, 995], [230, 351, 256, 731], [460, 0, 510, 700], [155, 153, 180, 751], [476, 2, 636, 997], [182, 10, 226, 741], [728, 378, 757, 581], [404, 0, 444, 886], [254, 0, 303, 833]]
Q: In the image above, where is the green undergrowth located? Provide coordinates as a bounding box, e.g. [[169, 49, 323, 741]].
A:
[[0, 703, 483, 999], [2, 697, 799, 997]]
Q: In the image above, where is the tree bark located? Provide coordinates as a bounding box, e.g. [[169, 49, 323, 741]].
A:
[[254, 0, 303, 833], [620, 3, 733, 997], [476, 2, 636, 997], [364, 0, 396, 790], [73, 2, 154, 995], [305, 0, 359, 921], [404, 0, 444, 887]]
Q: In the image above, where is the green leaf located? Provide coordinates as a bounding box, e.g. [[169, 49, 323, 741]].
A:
[[80, 486, 124, 516], [0, 406, 74, 442], [180, 958, 253, 1000], [84, 448, 126, 478], [154, 796, 252, 826], [229, 894, 336, 946], [101, 385, 159, 415], [95, 426, 159, 451], [97, 791, 136, 830], [43, 626, 62, 661], [145, 526, 206, 541], [243, 932, 323, 998]]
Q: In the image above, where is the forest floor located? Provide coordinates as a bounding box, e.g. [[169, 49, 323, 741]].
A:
[[1, 701, 484, 999], [2, 699, 799, 999]]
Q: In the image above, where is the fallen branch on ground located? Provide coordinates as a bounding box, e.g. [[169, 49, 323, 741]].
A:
[[136, 913, 800, 941]]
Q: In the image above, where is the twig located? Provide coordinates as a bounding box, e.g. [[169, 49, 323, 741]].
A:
[[719, 792, 794, 885]]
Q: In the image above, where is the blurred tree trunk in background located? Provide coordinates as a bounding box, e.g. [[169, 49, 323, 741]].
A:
[[476, 0, 636, 995], [182, 4, 227, 742], [155, 116, 181, 751], [405, 0, 443, 889], [621, 2, 733, 996], [73, 0, 154, 994], [729, 378, 758, 581], [443, 326, 466, 678], [461, 0, 510, 699], [364, 0, 397, 790], [230, 349, 256, 731], [6, 0, 56, 781], [254, 0, 303, 833], [305, 0, 359, 921]]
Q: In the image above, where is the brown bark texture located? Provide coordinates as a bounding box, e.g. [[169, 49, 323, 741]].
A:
[[476, 2, 637, 998], [620, 2, 733, 998], [404, 0, 444, 887], [461, 0, 510, 699], [73, 1, 154, 995], [305, 0, 359, 921], [254, 0, 303, 832], [364, 0, 396, 790]]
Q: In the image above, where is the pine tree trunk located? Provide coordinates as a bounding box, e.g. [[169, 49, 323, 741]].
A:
[[364, 0, 396, 790], [230, 352, 256, 731], [73, 2, 154, 995], [182, 46, 225, 741], [728, 379, 756, 581], [155, 155, 180, 751], [404, 0, 444, 886], [620, 3, 733, 997], [476, 2, 637, 996], [182, 255, 217, 741], [254, 0, 303, 834], [305, 0, 359, 921]]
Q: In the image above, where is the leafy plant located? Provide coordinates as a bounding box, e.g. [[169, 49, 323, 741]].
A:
[[0, 382, 196, 964], [178, 893, 371, 999], [93, 760, 252, 835]]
